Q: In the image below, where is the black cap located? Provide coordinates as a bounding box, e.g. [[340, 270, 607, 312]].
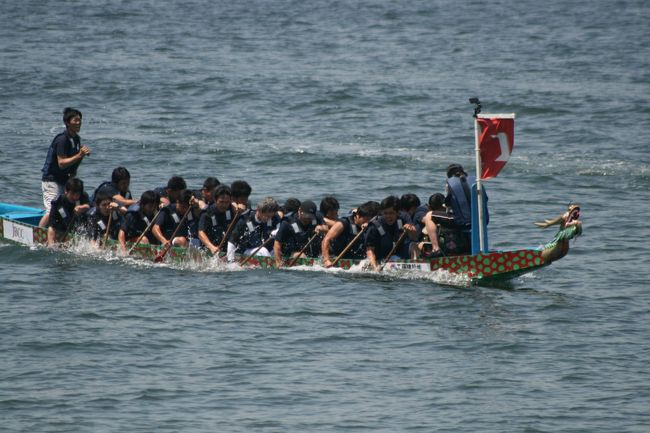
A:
[[299, 200, 317, 219]]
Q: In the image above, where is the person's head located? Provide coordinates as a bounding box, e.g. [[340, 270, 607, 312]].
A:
[[399, 193, 420, 216], [320, 196, 340, 220], [231, 180, 252, 207], [213, 185, 232, 213], [63, 107, 82, 135], [446, 163, 467, 179], [64, 177, 84, 202], [428, 193, 445, 211], [111, 167, 131, 194], [256, 197, 279, 222], [175, 189, 193, 215], [166, 176, 187, 202], [380, 196, 400, 225], [298, 200, 317, 225], [95, 191, 113, 217], [202, 177, 220, 202], [354, 201, 379, 225], [281, 198, 301, 217], [140, 190, 160, 218]]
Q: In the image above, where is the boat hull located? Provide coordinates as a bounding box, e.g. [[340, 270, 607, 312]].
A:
[[0, 203, 575, 284]]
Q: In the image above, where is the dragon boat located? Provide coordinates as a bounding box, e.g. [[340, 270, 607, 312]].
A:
[[0, 202, 582, 284], [0, 102, 584, 284]]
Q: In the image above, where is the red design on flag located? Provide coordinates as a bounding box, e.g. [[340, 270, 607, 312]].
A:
[[478, 117, 515, 179]]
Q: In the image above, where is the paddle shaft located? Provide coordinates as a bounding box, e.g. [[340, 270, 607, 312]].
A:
[[154, 205, 193, 262], [127, 207, 163, 255], [330, 224, 367, 267], [239, 236, 274, 266], [378, 230, 407, 271], [102, 210, 113, 246], [286, 231, 320, 267]]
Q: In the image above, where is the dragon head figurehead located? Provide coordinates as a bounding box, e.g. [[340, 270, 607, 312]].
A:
[[535, 203, 581, 229], [537, 203, 583, 263]]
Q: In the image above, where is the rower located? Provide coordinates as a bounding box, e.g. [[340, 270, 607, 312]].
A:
[[227, 197, 280, 262], [412, 193, 447, 258], [198, 185, 236, 255], [47, 177, 90, 247], [195, 176, 220, 210], [154, 176, 187, 207], [273, 200, 328, 267], [118, 190, 160, 253], [365, 196, 418, 271], [91, 166, 137, 208], [152, 189, 201, 249], [230, 180, 252, 217], [321, 201, 378, 267], [279, 198, 300, 221], [319, 196, 340, 228], [85, 191, 121, 246]]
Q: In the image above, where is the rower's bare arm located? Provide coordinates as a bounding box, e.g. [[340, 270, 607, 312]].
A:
[[322, 221, 344, 266], [198, 230, 218, 254], [366, 248, 379, 271], [56, 146, 89, 169], [273, 240, 283, 267], [151, 225, 168, 246], [112, 194, 137, 208], [47, 227, 57, 247], [118, 230, 127, 253]]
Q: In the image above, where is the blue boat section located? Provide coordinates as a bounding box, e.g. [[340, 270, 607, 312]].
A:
[[0, 203, 45, 227], [470, 182, 489, 255]]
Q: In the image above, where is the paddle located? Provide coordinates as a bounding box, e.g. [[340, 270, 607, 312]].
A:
[[154, 205, 193, 263], [378, 230, 407, 272], [101, 209, 113, 247], [286, 231, 320, 267], [127, 207, 163, 255], [330, 224, 368, 268], [239, 236, 274, 266], [216, 208, 241, 253]]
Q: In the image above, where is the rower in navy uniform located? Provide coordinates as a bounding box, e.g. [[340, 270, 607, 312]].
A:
[[278, 198, 300, 221], [364, 196, 419, 271], [273, 200, 328, 267], [321, 201, 378, 267], [412, 193, 448, 258], [230, 180, 253, 218], [85, 190, 121, 246], [47, 177, 90, 247], [319, 196, 340, 228], [195, 176, 220, 210], [198, 185, 237, 255], [152, 189, 201, 249], [227, 197, 280, 262], [118, 190, 160, 253], [154, 176, 187, 207], [91, 166, 137, 208]]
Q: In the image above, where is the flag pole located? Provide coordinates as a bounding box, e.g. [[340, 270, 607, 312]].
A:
[[470, 98, 486, 252]]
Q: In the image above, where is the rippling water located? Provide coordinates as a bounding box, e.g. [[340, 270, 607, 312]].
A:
[[1, 0, 649, 431]]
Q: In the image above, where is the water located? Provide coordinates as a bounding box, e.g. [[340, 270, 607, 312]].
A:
[[1, 0, 650, 431]]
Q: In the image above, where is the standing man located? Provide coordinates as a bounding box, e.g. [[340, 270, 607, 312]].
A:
[[41, 108, 91, 214]]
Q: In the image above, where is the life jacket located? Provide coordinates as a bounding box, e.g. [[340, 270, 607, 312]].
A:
[[445, 175, 488, 228], [203, 205, 235, 244], [369, 216, 406, 260]]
